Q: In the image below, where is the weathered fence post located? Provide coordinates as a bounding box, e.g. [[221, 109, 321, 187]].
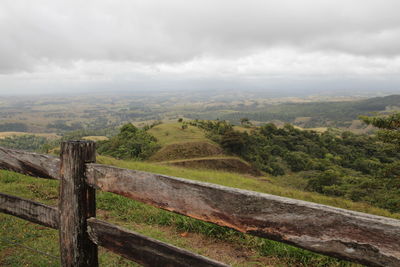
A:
[[59, 141, 98, 267]]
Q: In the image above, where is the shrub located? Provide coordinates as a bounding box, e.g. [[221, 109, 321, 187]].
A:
[[220, 131, 245, 154], [284, 151, 313, 172], [306, 169, 342, 194], [97, 123, 160, 160]]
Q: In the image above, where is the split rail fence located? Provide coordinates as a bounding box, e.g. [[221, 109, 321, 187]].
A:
[[0, 141, 399, 266]]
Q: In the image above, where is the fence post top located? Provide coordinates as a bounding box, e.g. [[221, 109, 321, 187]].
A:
[[60, 140, 96, 163]]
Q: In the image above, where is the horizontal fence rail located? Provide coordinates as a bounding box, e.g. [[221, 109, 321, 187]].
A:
[[86, 163, 400, 267], [1, 145, 400, 266], [0, 194, 227, 267], [0, 192, 59, 229], [0, 147, 59, 180], [87, 218, 228, 267]]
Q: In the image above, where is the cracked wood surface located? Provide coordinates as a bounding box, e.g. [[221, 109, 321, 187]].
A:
[[59, 141, 98, 267], [87, 218, 229, 267], [0, 146, 59, 180], [86, 164, 400, 267], [0, 192, 59, 229]]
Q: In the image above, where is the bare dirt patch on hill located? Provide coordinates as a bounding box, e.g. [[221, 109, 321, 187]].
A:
[[165, 157, 262, 176]]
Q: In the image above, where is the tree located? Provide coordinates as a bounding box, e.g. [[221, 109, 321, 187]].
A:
[[361, 112, 400, 148], [240, 118, 252, 127], [260, 123, 278, 136], [284, 151, 312, 172], [361, 112, 400, 211], [220, 131, 245, 154], [306, 169, 342, 194], [97, 123, 160, 160]]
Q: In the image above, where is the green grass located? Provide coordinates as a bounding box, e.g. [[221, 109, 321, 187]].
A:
[[147, 123, 210, 145], [2, 156, 399, 266], [0, 169, 355, 267]]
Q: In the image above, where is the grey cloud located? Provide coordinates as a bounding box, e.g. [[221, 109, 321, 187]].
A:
[[1, 0, 400, 96], [1, 0, 400, 73]]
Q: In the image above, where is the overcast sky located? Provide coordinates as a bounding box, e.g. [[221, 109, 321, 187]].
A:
[[1, 0, 400, 95]]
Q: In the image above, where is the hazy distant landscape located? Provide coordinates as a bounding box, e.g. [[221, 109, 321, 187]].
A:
[[1, 91, 399, 135]]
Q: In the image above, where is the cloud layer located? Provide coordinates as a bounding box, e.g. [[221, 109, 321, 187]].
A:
[[1, 0, 400, 94]]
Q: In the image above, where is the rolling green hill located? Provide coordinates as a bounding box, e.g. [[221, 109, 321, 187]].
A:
[[147, 122, 260, 175], [147, 123, 210, 145]]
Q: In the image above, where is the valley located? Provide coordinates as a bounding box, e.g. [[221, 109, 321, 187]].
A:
[[1, 92, 398, 135]]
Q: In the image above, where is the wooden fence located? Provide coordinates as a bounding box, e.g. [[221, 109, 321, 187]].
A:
[[0, 141, 399, 267]]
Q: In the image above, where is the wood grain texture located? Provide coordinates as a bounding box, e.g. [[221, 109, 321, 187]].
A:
[[87, 218, 229, 267], [59, 141, 98, 267], [86, 164, 400, 267], [0, 192, 59, 229], [0, 146, 60, 179]]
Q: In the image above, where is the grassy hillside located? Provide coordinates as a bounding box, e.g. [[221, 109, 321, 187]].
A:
[[164, 156, 262, 176], [146, 122, 261, 175], [147, 123, 210, 145], [4, 155, 400, 266], [149, 141, 224, 161]]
